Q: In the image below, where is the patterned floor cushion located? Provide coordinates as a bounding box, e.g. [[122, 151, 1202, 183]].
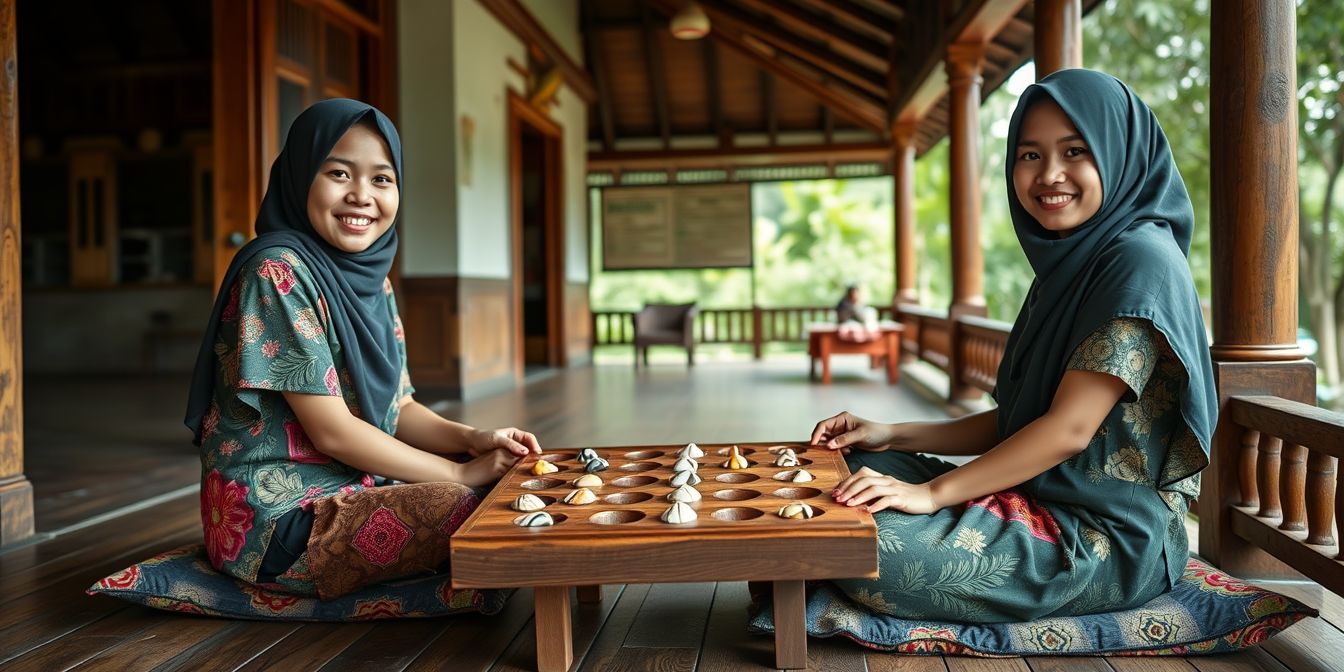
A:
[[88, 544, 509, 621], [748, 557, 1316, 656]]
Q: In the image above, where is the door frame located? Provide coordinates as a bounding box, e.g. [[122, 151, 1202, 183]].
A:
[[507, 92, 565, 376]]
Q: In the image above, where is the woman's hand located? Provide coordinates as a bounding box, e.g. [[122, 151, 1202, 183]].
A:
[[833, 466, 939, 515], [469, 427, 542, 457], [457, 447, 520, 487], [810, 411, 896, 453]]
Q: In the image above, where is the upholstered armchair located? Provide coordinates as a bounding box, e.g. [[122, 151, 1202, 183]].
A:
[[632, 303, 699, 366]]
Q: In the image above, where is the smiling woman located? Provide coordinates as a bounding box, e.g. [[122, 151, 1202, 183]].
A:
[[1011, 99, 1104, 237], [306, 119, 401, 254]]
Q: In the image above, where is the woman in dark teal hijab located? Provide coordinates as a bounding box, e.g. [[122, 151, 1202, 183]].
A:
[[808, 69, 1216, 624], [183, 99, 543, 598]]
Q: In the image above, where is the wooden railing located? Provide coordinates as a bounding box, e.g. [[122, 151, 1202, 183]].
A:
[[894, 304, 953, 373], [593, 305, 895, 358], [955, 314, 1013, 395], [1224, 396, 1344, 595]]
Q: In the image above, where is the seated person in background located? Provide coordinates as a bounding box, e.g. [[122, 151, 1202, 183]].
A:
[[835, 284, 880, 342]]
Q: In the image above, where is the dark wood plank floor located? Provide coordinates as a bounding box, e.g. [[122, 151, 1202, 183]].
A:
[[8, 359, 1342, 670]]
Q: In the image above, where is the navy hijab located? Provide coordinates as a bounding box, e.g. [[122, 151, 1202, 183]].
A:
[[185, 99, 403, 444], [995, 69, 1217, 472]]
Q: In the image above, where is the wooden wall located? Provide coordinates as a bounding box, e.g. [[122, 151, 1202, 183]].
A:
[[0, 0, 34, 546], [565, 281, 591, 365], [461, 278, 516, 387], [402, 276, 520, 397]]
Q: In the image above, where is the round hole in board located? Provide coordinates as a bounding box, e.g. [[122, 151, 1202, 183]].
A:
[[603, 492, 654, 505], [619, 461, 660, 472], [712, 507, 765, 522], [771, 487, 823, 500], [713, 488, 762, 501], [623, 450, 665, 460], [611, 475, 658, 487], [589, 510, 645, 525], [520, 478, 565, 490], [715, 472, 760, 484]]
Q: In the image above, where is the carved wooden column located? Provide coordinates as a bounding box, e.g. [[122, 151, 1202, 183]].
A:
[[1201, 0, 1312, 578], [892, 121, 918, 305], [945, 42, 987, 403], [0, 0, 34, 547], [1033, 0, 1082, 78]]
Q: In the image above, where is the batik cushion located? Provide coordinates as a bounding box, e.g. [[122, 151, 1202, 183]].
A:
[[88, 544, 509, 621], [748, 557, 1315, 656]]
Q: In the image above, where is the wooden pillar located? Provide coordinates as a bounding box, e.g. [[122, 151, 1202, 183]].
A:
[[945, 42, 986, 322], [0, 0, 35, 547], [945, 42, 986, 403], [1033, 0, 1082, 79], [892, 122, 918, 305], [1200, 0, 1312, 579]]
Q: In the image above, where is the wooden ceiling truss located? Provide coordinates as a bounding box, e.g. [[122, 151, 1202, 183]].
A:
[[571, 0, 1102, 181]]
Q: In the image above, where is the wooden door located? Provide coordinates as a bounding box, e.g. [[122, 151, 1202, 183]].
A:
[[211, 0, 394, 290]]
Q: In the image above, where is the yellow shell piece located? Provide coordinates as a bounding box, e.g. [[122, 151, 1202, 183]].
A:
[[531, 460, 559, 475], [778, 502, 815, 520], [563, 488, 598, 505], [721, 445, 750, 470], [573, 473, 603, 488]]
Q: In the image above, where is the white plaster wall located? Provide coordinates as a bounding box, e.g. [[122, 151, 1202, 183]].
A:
[[397, 0, 458, 277], [552, 84, 589, 282], [454, 0, 526, 279], [520, 0, 580, 62]]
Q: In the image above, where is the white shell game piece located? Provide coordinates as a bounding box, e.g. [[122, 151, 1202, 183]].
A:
[[790, 469, 815, 483], [563, 488, 598, 505], [531, 460, 559, 475], [666, 484, 702, 503], [680, 443, 705, 459], [672, 457, 699, 473], [669, 470, 702, 487], [514, 511, 555, 527], [661, 502, 698, 524], [512, 494, 547, 512], [722, 445, 749, 470], [774, 449, 799, 467], [777, 502, 815, 520], [573, 473, 603, 488]]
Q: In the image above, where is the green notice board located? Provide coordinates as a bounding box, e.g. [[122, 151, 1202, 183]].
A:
[[601, 184, 752, 270]]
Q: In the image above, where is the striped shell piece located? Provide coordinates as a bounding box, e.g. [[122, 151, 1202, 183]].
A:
[[514, 512, 555, 527], [512, 494, 547, 512]]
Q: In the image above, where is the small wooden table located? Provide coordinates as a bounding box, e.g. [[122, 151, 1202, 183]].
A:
[[807, 323, 904, 385], [452, 443, 877, 672]]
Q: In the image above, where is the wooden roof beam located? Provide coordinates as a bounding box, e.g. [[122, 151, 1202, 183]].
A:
[[478, 0, 597, 103], [696, 0, 887, 100], [890, 0, 1029, 129], [646, 0, 887, 133], [732, 0, 888, 71], [705, 41, 726, 147], [582, 5, 616, 151], [806, 0, 897, 43], [640, 4, 671, 147], [763, 72, 777, 145], [588, 141, 892, 172]]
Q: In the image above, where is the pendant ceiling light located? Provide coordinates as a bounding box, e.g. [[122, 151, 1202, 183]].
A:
[[670, 1, 710, 40]]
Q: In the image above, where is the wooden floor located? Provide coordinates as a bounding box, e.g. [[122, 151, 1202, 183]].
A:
[[6, 359, 1343, 671]]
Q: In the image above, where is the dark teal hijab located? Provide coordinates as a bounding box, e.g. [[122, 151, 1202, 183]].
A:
[[185, 99, 403, 444], [995, 69, 1216, 479]]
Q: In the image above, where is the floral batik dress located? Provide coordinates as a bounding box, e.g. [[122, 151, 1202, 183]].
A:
[[830, 317, 1207, 623], [198, 247, 474, 599]]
